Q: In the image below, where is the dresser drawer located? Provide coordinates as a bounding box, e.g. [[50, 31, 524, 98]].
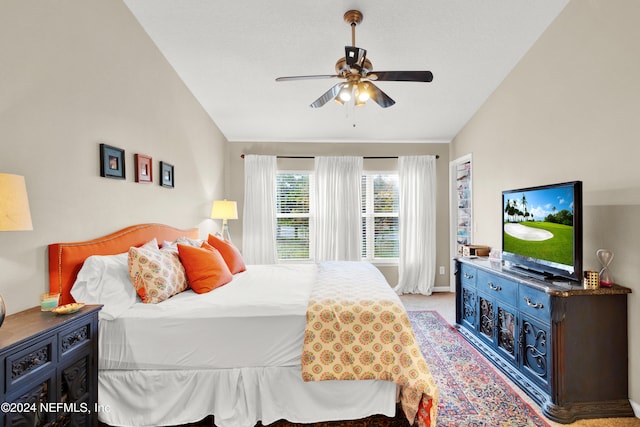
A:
[[5, 336, 56, 392], [459, 263, 477, 287], [518, 286, 551, 323], [477, 270, 517, 302]]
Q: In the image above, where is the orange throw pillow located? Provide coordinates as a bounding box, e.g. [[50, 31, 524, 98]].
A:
[[177, 243, 233, 293], [207, 234, 247, 274]]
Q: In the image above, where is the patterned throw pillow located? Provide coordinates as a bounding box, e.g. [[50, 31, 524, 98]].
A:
[[128, 246, 188, 304]]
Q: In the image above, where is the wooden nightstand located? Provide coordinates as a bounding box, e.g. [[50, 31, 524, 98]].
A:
[[0, 305, 101, 427]]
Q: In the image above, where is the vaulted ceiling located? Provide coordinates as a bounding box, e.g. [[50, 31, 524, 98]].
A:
[[123, 0, 568, 143]]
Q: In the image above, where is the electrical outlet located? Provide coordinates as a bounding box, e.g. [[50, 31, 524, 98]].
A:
[[439, 266, 445, 275]]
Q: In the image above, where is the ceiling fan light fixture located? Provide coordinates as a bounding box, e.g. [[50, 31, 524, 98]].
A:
[[356, 83, 370, 102], [337, 83, 352, 102]]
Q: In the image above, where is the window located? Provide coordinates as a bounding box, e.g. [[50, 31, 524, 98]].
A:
[[275, 171, 399, 263], [276, 173, 313, 260], [362, 174, 399, 262]]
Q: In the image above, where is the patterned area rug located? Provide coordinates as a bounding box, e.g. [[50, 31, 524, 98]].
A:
[[409, 310, 550, 427]]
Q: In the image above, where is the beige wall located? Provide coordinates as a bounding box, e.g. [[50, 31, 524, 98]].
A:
[[451, 0, 640, 409], [225, 142, 450, 288], [0, 1, 227, 314]]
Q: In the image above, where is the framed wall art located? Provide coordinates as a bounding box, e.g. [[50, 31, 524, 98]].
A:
[[99, 143, 125, 179], [135, 154, 153, 183], [160, 161, 174, 188]]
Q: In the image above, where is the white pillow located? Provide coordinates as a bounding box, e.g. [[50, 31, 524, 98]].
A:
[[70, 239, 158, 320], [161, 236, 203, 254]]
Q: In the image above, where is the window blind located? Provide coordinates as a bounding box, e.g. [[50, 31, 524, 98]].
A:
[[362, 174, 399, 260], [276, 173, 311, 260], [275, 172, 399, 262]]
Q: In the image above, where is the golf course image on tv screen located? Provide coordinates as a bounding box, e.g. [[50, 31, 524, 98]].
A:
[[503, 184, 575, 266]]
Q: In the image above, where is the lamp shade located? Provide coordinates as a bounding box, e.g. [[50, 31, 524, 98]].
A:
[[0, 173, 33, 231], [210, 200, 238, 220]]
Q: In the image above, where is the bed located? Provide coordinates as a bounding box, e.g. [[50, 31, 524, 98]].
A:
[[48, 223, 437, 427]]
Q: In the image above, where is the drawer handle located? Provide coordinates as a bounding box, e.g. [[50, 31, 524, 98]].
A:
[[464, 272, 474, 279], [488, 282, 502, 291], [524, 297, 544, 309]]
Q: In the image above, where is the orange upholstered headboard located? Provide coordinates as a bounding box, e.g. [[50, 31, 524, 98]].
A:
[[48, 223, 198, 305]]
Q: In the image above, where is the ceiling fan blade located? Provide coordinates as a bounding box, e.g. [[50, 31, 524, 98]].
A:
[[369, 71, 433, 82], [367, 82, 395, 108], [310, 83, 343, 108], [276, 75, 339, 82]]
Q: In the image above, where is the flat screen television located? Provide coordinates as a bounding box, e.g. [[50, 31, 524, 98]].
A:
[[502, 180, 583, 282]]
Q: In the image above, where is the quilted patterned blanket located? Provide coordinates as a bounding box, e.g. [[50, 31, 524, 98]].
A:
[[301, 262, 438, 426]]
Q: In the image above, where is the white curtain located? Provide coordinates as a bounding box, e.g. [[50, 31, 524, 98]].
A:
[[315, 156, 363, 261], [395, 155, 437, 295], [242, 155, 277, 264]]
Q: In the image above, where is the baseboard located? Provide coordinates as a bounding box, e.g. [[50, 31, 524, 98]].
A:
[[630, 399, 640, 418], [432, 286, 451, 293]]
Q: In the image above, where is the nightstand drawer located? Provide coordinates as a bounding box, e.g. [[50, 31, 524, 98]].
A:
[[5, 336, 56, 392], [519, 286, 550, 323], [477, 270, 517, 302], [59, 320, 92, 358]]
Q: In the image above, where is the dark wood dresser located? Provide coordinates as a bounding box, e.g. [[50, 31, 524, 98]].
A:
[[455, 257, 633, 424], [0, 305, 101, 427]]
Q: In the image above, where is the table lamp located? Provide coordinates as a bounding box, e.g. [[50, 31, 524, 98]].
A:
[[210, 200, 237, 242], [0, 173, 34, 327]]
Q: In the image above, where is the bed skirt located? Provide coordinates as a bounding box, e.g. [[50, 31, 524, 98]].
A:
[[98, 365, 397, 427]]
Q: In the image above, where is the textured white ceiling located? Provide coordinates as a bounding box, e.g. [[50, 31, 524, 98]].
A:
[[123, 0, 568, 143]]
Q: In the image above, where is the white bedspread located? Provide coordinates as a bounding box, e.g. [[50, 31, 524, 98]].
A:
[[99, 263, 316, 370], [97, 262, 403, 427]]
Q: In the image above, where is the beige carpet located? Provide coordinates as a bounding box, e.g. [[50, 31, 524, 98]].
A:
[[399, 293, 640, 427]]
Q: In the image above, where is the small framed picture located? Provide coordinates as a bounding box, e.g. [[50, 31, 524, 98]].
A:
[[160, 161, 174, 188], [99, 143, 125, 179], [135, 154, 153, 183]]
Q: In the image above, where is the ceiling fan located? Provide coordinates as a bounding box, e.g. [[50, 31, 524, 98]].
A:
[[275, 9, 433, 108]]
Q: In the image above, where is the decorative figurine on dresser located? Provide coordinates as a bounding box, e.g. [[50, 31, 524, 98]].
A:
[[455, 181, 633, 423], [0, 305, 101, 427]]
